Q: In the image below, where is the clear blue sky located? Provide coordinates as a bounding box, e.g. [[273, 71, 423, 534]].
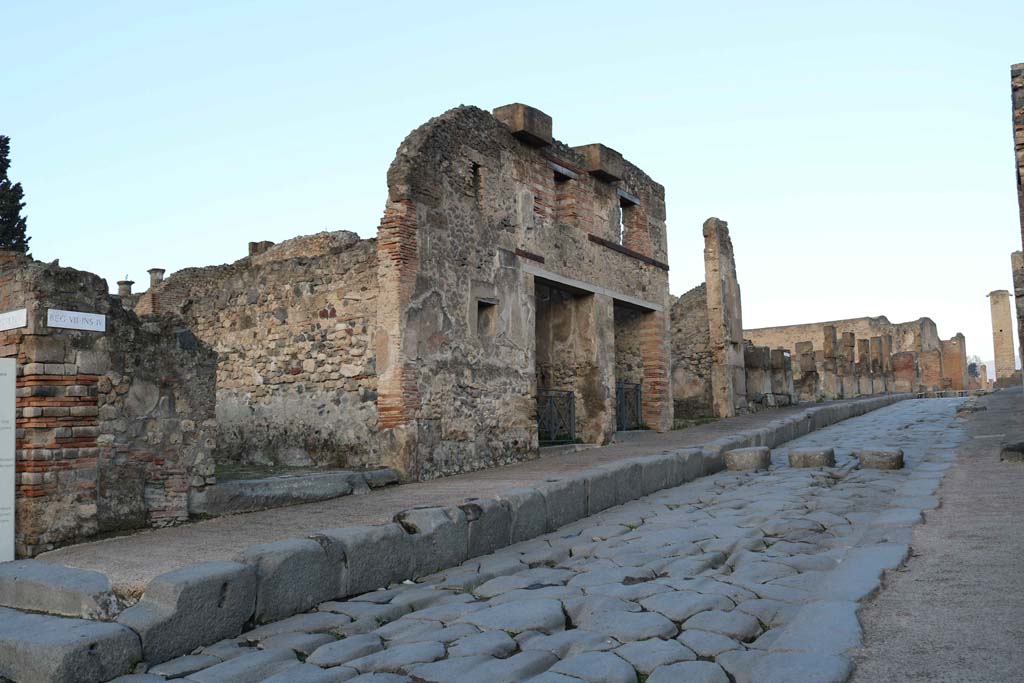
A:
[[5, 1, 1023, 362]]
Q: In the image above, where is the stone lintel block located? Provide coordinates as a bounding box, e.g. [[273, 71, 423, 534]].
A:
[[312, 524, 412, 597], [856, 448, 904, 470], [493, 103, 553, 147], [535, 477, 587, 531], [572, 143, 625, 182], [116, 561, 255, 665], [394, 506, 469, 579], [236, 539, 338, 624], [0, 560, 118, 621], [0, 607, 141, 683], [724, 447, 772, 471], [788, 447, 836, 468], [459, 498, 512, 558], [495, 488, 547, 544]]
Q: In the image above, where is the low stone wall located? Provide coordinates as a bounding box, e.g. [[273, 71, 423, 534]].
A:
[[0, 393, 907, 682]]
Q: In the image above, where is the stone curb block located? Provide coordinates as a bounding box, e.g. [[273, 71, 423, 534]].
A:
[[535, 478, 587, 532], [496, 488, 547, 544], [637, 454, 677, 495], [394, 506, 469, 578], [0, 559, 119, 621], [0, 606, 142, 683], [583, 467, 619, 515], [116, 560, 256, 665], [460, 498, 512, 558], [311, 523, 412, 597], [236, 539, 338, 623]]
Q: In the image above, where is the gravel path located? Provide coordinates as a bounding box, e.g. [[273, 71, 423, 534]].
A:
[[128, 398, 965, 683]]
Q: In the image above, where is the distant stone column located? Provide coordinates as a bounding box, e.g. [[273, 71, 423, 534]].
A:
[[703, 217, 746, 417], [1013, 252, 1024, 385], [940, 334, 969, 390], [988, 289, 1016, 380]]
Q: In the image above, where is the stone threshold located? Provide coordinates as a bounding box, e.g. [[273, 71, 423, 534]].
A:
[[190, 468, 400, 518], [0, 394, 909, 683]]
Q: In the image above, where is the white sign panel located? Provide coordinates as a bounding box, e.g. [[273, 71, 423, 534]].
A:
[[0, 359, 14, 562], [47, 309, 105, 333], [0, 309, 26, 332]]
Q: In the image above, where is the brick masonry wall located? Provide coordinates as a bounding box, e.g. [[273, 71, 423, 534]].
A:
[[0, 252, 216, 557], [139, 232, 380, 469]]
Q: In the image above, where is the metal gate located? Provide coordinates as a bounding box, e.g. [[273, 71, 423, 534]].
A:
[[537, 389, 575, 445], [616, 382, 642, 431]]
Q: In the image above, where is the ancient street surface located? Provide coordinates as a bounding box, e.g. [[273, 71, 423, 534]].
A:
[[852, 387, 1024, 682], [39, 399, 875, 591], [133, 399, 965, 683]]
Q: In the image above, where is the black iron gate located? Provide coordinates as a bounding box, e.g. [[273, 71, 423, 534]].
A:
[[616, 381, 643, 431], [537, 389, 575, 445]]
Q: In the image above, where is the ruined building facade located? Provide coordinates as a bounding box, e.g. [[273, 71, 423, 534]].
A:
[[1012, 65, 1024, 375], [136, 104, 672, 480]]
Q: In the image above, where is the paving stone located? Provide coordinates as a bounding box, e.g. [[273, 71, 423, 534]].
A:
[[519, 629, 619, 657], [149, 654, 221, 678], [187, 647, 298, 683], [373, 618, 444, 642], [815, 543, 909, 601], [734, 599, 798, 628], [563, 595, 641, 623], [118, 560, 256, 665], [639, 591, 733, 623], [715, 649, 767, 683], [236, 538, 339, 623], [0, 560, 119, 620], [345, 674, 411, 683], [404, 655, 493, 682], [242, 612, 353, 641], [448, 630, 517, 658], [728, 560, 796, 584], [682, 609, 761, 641], [308, 634, 384, 667], [576, 609, 677, 641], [768, 600, 861, 655], [259, 631, 336, 656], [586, 581, 671, 602], [523, 674, 580, 683], [468, 650, 559, 683], [403, 599, 487, 623], [261, 662, 359, 682], [313, 524, 413, 597], [319, 601, 409, 624], [647, 660, 729, 683], [455, 598, 566, 635], [0, 606, 141, 683], [198, 639, 253, 662], [613, 638, 695, 675], [345, 641, 446, 673], [749, 651, 853, 682], [399, 623, 481, 645], [550, 651, 637, 683], [871, 508, 922, 526], [676, 629, 743, 658], [488, 585, 582, 606]]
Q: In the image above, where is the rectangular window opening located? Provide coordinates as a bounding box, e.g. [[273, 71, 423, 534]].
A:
[[476, 299, 498, 338]]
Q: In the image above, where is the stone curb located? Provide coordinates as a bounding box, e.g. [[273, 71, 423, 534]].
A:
[[0, 394, 909, 681]]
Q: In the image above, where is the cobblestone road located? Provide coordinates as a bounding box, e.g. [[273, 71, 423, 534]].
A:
[[126, 399, 964, 683]]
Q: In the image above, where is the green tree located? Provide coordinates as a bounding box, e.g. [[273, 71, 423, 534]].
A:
[[0, 136, 30, 253]]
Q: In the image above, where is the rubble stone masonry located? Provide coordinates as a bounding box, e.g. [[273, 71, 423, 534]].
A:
[[0, 252, 217, 556], [1011, 65, 1024, 382]]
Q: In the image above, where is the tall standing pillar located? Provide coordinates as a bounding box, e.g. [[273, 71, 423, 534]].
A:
[[988, 289, 1016, 380], [703, 217, 747, 417]]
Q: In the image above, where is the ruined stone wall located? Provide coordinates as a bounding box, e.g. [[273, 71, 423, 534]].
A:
[[1013, 252, 1024, 381], [0, 252, 217, 557], [940, 334, 968, 391], [138, 232, 380, 469], [669, 284, 713, 419], [376, 104, 671, 478], [704, 218, 746, 417], [613, 305, 645, 386], [1012, 64, 1024, 381], [745, 316, 940, 356]]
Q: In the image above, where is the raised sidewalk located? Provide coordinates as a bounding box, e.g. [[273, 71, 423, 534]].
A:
[[41, 395, 904, 592]]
